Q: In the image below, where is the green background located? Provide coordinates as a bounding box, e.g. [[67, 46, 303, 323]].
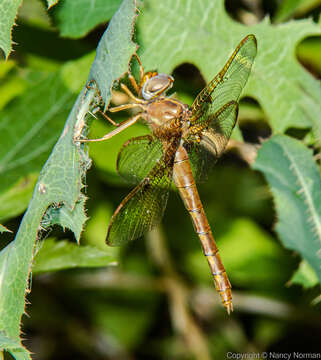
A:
[[0, 0, 321, 359]]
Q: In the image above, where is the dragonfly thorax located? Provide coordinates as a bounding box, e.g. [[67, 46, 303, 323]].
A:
[[141, 72, 174, 100], [146, 98, 189, 136]]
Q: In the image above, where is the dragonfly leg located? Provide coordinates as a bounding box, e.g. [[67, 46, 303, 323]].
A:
[[76, 113, 142, 143], [120, 83, 145, 103], [97, 110, 120, 127], [125, 53, 144, 96], [128, 73, 139, 95], [108, 103, 146, 113], [99, 103, 146, 127], [128, 65, 140, 96]]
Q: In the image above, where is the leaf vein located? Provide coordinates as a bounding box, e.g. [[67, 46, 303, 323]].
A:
[[284, 147, 321, 244]]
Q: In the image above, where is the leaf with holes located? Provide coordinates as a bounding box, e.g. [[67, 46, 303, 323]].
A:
[[137, 0, 321, 142], [253, 135, 321, 283], [0, 0, 137, 357]]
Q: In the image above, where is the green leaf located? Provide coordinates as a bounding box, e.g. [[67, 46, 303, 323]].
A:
[[52, 0, 123, 38], [137, 0, 321, 141], [253, 135, 321, 283], [289, 260, 319, 288], [88, 0, 137, 109], [42, 197, 88, 244], [0, 331, 32, 359], [9, 348, 31, 360], [0, 52, 95, 223], [0, 0, 137, 356], [0, 0, 22, 59], [33, 238, 118, 273], [0, 92, 85, 355], [0, 331, 20, 349]]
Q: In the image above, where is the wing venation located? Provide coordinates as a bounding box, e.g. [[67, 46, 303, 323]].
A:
[[190, 34, 256, 126], [185, 101, 238, 182], [107, 138, 179, 246], [117, 135, 163, 184]]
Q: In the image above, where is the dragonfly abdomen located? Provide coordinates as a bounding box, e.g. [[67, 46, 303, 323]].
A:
[[173, 145, 233, 314]]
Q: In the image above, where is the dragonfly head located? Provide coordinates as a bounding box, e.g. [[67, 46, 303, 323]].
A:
[[141, 72, 174, 100]]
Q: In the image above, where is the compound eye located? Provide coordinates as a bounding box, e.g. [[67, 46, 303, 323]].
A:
[[148, 77, 168, 92], [142, 74, 173, 100]]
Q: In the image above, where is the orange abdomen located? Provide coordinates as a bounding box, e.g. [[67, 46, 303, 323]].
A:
[[173, 145, 233, 314]]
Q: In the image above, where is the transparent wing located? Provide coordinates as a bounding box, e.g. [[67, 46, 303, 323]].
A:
[[107, 146, 177, 246], [117, 135, 163, 184], [185, 101, 238, 182], [184, 140, 215, 183], [190, 34, 256, 127]]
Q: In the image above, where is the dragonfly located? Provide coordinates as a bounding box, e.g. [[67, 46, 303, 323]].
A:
[[78, 34, 257, 314]]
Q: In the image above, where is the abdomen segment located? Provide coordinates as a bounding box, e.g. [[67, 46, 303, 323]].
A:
[[173, 145, 233, 314]]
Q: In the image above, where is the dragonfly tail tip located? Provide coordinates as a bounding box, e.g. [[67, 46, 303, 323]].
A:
[[226, 302, 233, 315]]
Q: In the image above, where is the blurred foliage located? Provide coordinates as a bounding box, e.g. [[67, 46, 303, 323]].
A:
[[33, 238, 118, 273], [274, 0, 321, 22], [289, 260, 319, 289], [1, 0, 321, 359]]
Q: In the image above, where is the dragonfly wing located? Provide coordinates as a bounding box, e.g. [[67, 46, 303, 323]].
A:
[[190, 34, 256, 126], [107, 145, 177, 246], [201, 101, 239, 157], [117, 135, 163, 184], [185, 101, 238, 182], [183, 140, 215, 183]]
